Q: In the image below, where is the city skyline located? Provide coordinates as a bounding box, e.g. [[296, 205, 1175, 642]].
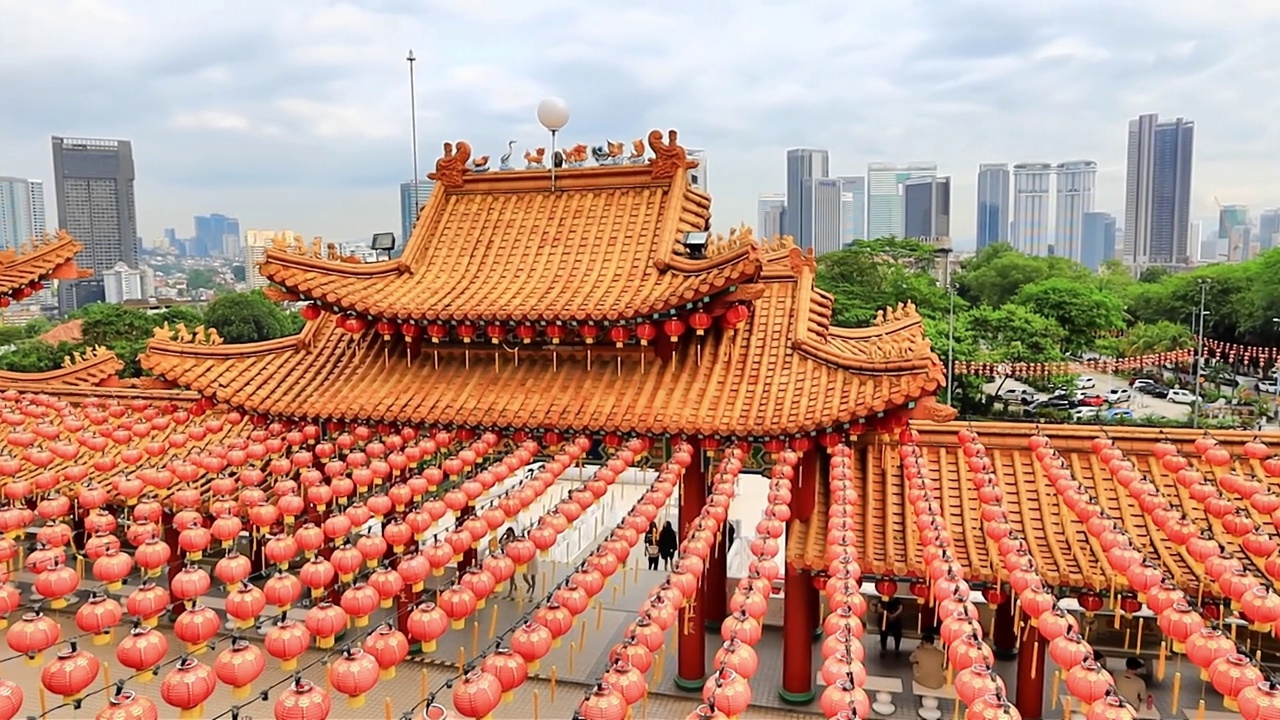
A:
[[1, 3, 1276, 252]]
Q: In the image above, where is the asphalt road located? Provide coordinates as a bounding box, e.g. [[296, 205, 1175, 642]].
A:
[[983, 371, 1193, 421]]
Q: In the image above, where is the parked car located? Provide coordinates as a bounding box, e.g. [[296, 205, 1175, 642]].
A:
[[1104, 387, 1132, 404], [999, 388, 1039, 404], [1102, 408, 1135, 421], [1075, 376, 1096, 390], [1076, 394, 1106, 407], [1070, 406, 1102, 422], [1166, 388, 1198, 404], [1259, 379, 1279, 394], [1137, 382, 1170, 397], [1026, 398, 1072, 415]]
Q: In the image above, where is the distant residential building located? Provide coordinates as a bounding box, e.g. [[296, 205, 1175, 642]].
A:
[[1123, 114, 1195, 266], [1227, 225, 1254, 262], [194, 213, 241, 258], [243, 229, 300, 291], [684, 149, 708, 247], [1053, 161, 1097, 263], [399, 181, 435, 258], [867, 162, 937, 239], [756, 194, 785, 240], [838, 176, 866, 246], [102, 262, 144, 303], [1218, 204, 1249, 240], [903, 176, 951, 239], [784, 148, 831, 251], [1011, 163, 1053, 256], [1080, 212, 1116, 270], [0, 177, 45, 251], [975, 164, 1010, 250]]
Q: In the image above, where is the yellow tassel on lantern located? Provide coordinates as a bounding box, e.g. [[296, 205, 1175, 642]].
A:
[[421, 639, 437, 653], [136, 669, 155, 683], [353, 614, 369, 628], [412, 580, 424, 592], [503, 689, 514, 703], [381, 666, 396, 681], [318, 635, 335, 649], [380, 597, 394, 610], [280, 658, 298, 671], [233, 684, 253, 699], [24, 651, 44, 667], [91, 630, 112, 646], [181, 704, 204, 719], [339, 572, 354, 583], [348, 693, 367, 709], [476, 596, 486, 610], [451, 618, 465, 631], [432, 567, 445, 577], [49, 597, 67, 610]]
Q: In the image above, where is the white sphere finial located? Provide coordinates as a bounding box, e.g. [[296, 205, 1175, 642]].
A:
[[537, 98, 571, 132]]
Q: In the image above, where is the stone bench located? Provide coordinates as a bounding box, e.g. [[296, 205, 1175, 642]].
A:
[[867, 675, 904, 717], [915, 681, 957, 720]]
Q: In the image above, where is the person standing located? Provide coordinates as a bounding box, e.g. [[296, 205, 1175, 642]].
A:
[[658, 521, 678, 570], [644, 522, 660, 570], [880, 596, 904, 655]]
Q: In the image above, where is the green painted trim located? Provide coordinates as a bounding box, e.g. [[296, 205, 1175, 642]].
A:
[[674, 674, 706, 692], [778, 687, 817, 705]]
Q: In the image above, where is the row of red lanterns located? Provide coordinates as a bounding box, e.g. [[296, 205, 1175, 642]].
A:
[[576, 444, 745, 720], [899, 428, 1019, 720], [686, 447, 797, 720], [447, 454, 680, 720], [304, 304, 754, 346], [1085, 435, 1280, 630], [1039, 432, 1275, 715], [816, 444, 872, 720], [0, 279, 46, 309]]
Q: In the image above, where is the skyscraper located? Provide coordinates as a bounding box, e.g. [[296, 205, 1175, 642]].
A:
[[975, 164, 1010, 250], [1259, 210, 1280, 252], [685, 149, 708, 247], [837, 176, 866, 247], [399, 181, 435, 257], [1123, 114, 1195, 266], [1011, 163, 1053, 256], [866, 163, 937, 239], [757, 194, 785, 240], [52, 137, 136, 272], [1053, 161, 1097, 263], [194, 213, 241, 258], [784, 148, 830, 251], [809, 177, 843, 256], [902, 176, 951, 239], [1080, 212, 1116, 271], [0, 177, 45, 251]]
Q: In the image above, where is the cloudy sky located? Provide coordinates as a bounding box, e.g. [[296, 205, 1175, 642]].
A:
[[2, 0, 1278, 250]]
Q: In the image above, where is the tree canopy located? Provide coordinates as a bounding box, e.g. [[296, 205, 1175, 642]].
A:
[[203, 290, 301, 344]]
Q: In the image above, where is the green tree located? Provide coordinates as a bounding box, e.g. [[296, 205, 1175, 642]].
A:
[[203, 290, 297, 343], [187, 268, 219, 291], [955, 243, 1091, 307], [231, 265, 246, 282], [0, 341, 83, 373], [1139, 266, 1171, 284], [158, 306, 204, 328], [1097, 321, 1194, 360], [1012, 278, 1126, 353], [962, 304, 1066, 363], [74, 303, 158, 347], [815, 239, 951, 326], [21, 317, 52, 338]]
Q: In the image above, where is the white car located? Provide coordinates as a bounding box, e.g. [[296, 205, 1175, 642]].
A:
[[1166, 388, 1198, 404], [1259, 380, 1278, 394], [1070, 406, 1101, 421], [1075, 376, 1096, 390], [1104, 387, 1132, 404]]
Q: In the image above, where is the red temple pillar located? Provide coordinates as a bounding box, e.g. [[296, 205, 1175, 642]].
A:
[[779, 563, 817, 704], [993, 596, 1019, 660], [1015, 622, 1047, 719], [675, 442, 708, 691]]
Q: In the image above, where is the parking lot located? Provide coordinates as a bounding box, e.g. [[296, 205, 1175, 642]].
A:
[[983, 372, 1194, 421]]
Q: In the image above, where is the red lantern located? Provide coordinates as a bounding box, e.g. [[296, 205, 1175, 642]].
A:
[[274, 678, 332, 720], [160, 656, 217, 719], [95, 690, 158, 720], [264, 618, 311, 671], [481, 648, 529, 703], [452, 669, 503, 720], [7, 610, 61, 665], [214, 637, 267, 699], [329, 646, 381, 709], [41, 642, 100, 701]]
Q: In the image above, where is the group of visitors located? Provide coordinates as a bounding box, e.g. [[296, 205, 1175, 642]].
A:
[[644, 521, 679, 570]]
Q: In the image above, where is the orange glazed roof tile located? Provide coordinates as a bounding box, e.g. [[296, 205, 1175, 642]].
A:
[[141, 240, 945, 436], [0, 231, 89, 297], [789, 422, 1280, 595], [258, 131, 761, 323]]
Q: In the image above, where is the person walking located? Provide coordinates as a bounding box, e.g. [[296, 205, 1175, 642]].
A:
[[644, 522, 661, 570], [658, 520, 678, 571]]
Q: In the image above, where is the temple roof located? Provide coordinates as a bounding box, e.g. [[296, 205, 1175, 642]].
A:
[[0, 345, 123, 389], [0, 230, 90, 297], [258, 131, 760, 323], [788, 422, 1278, 595], [141, 241, 945, 435]]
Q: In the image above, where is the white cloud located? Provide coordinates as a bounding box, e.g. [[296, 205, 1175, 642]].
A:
[[0, 0, 1277, 248]]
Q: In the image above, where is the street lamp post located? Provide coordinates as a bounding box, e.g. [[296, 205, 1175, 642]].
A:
[[1192, 279, 1210, 429], [940, 248, 956, 406], [1272, 317, 1280, 425]]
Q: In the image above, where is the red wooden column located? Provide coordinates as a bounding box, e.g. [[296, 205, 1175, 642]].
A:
[[1014, 621, 1048, 719], [779, 563, 818, 704], [675, 441, 708, 690], [993, 596, 1019, 660]]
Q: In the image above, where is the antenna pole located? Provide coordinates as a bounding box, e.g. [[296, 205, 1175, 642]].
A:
[[549, 129, 559, 192], [407, 50, 420, 239]]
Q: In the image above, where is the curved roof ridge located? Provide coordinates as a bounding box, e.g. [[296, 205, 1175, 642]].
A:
[[0, 344, 122, 387]]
